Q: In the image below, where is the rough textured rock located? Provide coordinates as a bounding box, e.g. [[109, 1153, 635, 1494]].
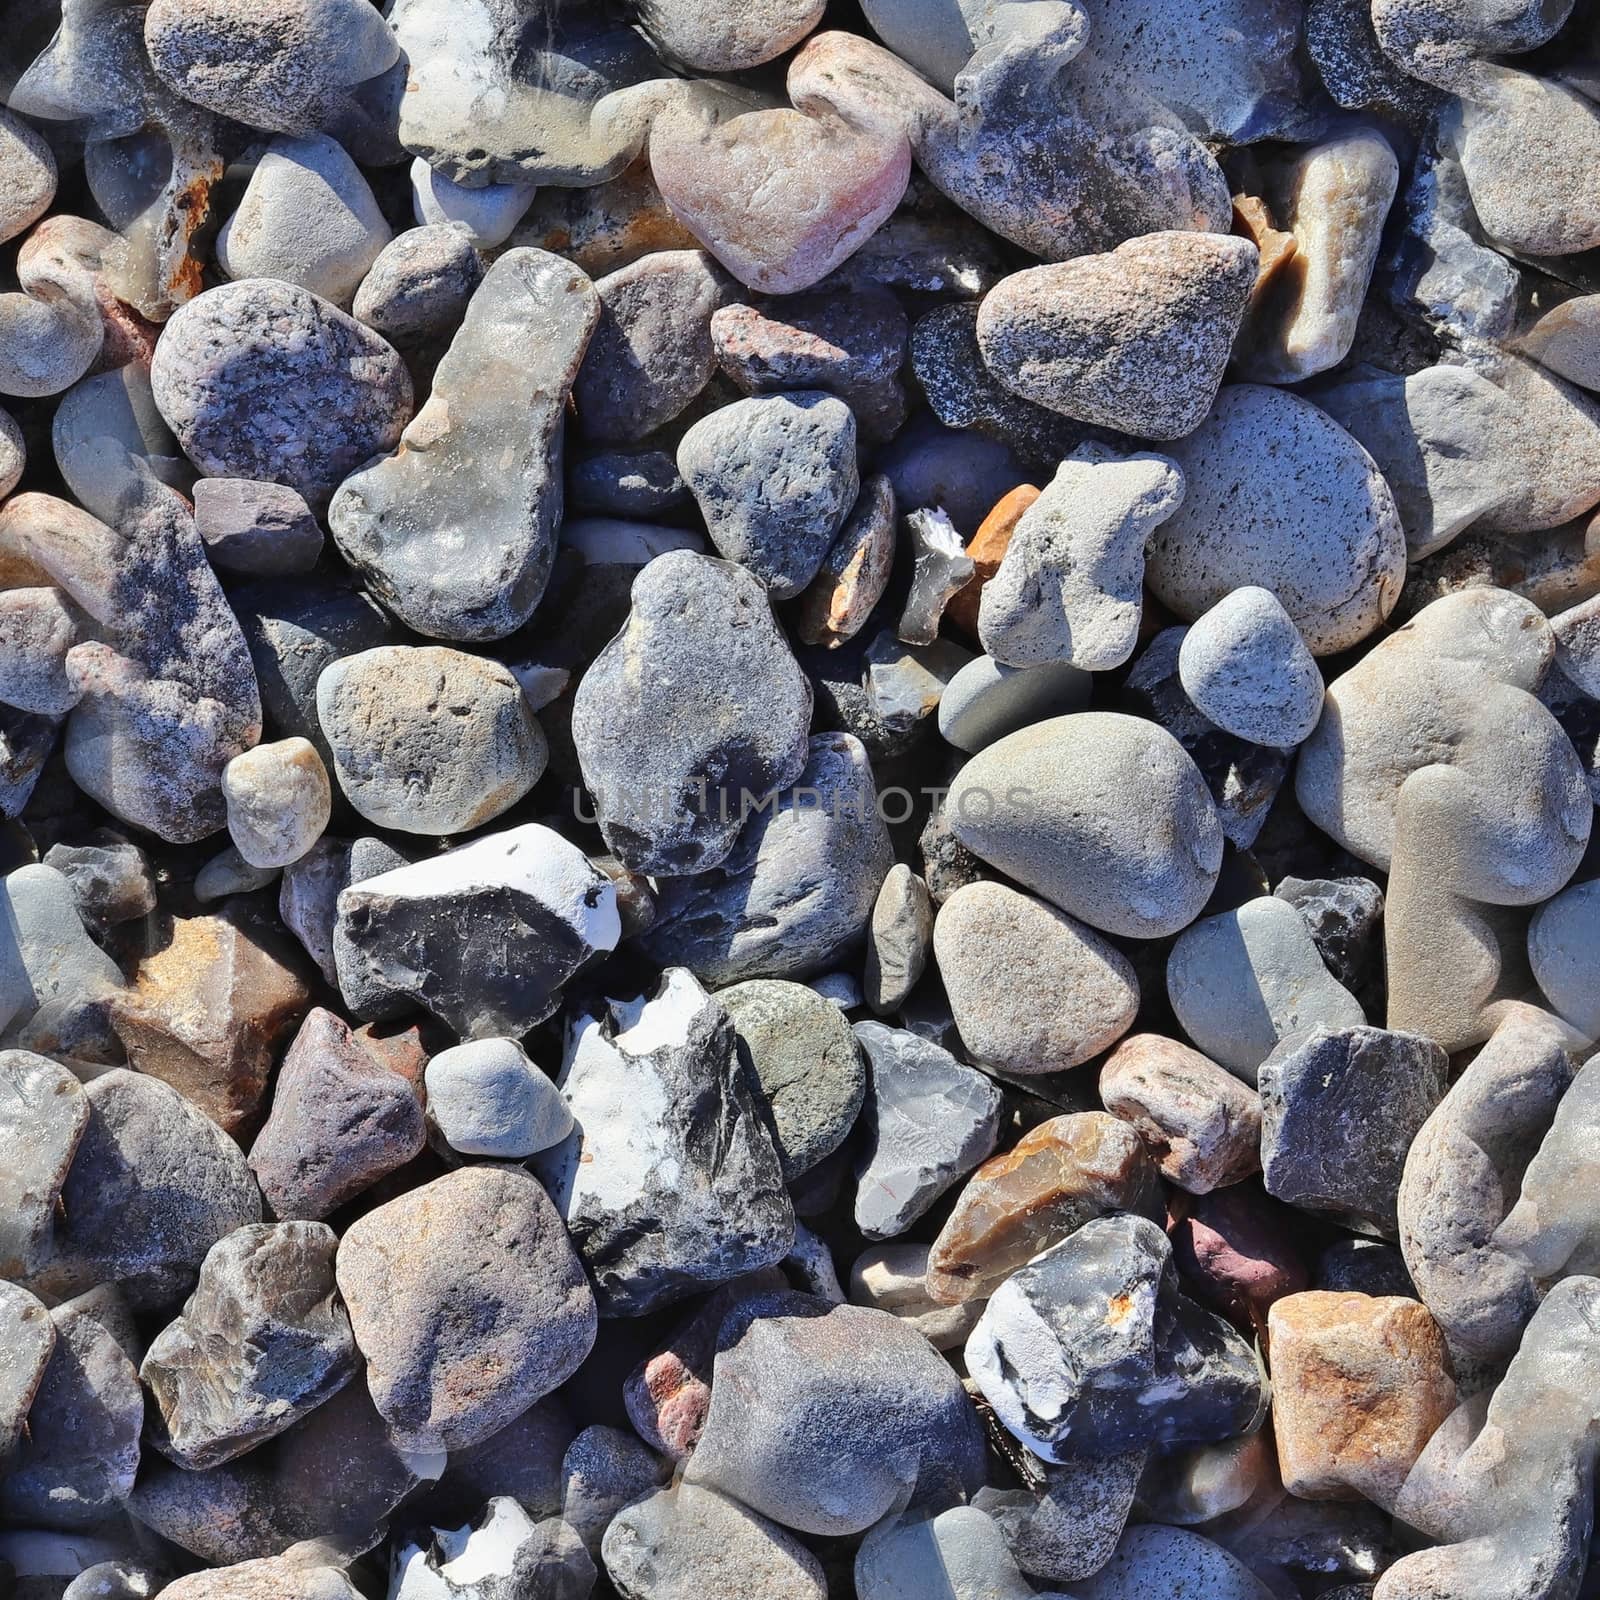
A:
[[976, 233, 1257, 439], [0, 1279, 54, 1460], [792, 475, 898, 649], [150, 279, 412, 507], [966, 1214, 1265, 1463], [336, 1165, 596, 1451], [351, 225, 484, 347], [141, 1221, 356, 1470], [0, 1049, 89, 1278], [534, 969, 794, 1317], [193, 480, 324, 578], [634, 0, 826, 71], [560, 1424, 667, 1556], [684, 1290, 986, 1535], [1276, 874, 1387, 1017], [1076, 1525, 1275, 1599], [0, 105, 55, 244], [329, 249, 598, 641]]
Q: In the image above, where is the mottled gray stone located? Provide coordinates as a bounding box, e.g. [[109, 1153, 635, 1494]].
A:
[[569, 449, 687, 518], [330, 249, 599, 641], [0, 1048, 89, 1278], [974, 1451, 1145, 1587], [1077, 1526, 1274, 1599], [864, 864, 934, 1014], [352, 225, 484, 347], [51, 365, 186, 527], [852, 1020, 1003, 1239], [559, 1424, 667, 1557], [425, 1037, 573, 1160], [0, 1280, 54, 1461], [141, 1221, 356, 1469], [44, 833, 156, 929], [193, 479, 323, 578], [863, 631, 975, 732], [150, 279, 412, 507], [534, 968, 794, 1317], [634, 0, 826, 71], [0, 585, 80, 715], [855, 1504, 1037, 1600]]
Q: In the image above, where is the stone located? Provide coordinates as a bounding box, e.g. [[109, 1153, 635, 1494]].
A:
[[1178, 588, 1324, 750], [0, 404, 22, 498], [854, 1504, 1037, 1600], [569, 448, 687, 519], [332, 823, 620, 1037], [849, 1242, 987, 1351], [390, 1502, 594, 1599], [0, 586, 78, 716], [193, 848, 280, 902], [1521, 294, 1600, 396], [0, 1049, 89, 1278], [883, 420, 1028, 544], [966, 1214, 1265, 1463], [161, 1556, 362, 1600], [864, 864, 934, 1015], [677, 393, 859, 600], [150, 279, 412, 507], [317, 646, 545, 835], [945, 712, 1223, 939], [409, 161, 536, 249], [533, 968, 793, 1316], [217, 134, 391, 305], [0, 705, 57, 819], [1173, 1182, 1320, 1333], [337, 1165, 596, 1452], [791, 475, 897, 650], [900, 506, 977, 645], [572, 550, 812, 877], [976, 233, 1257, 439], [717, 978, 865, 1181], [193, 480, 324, 578], [560, 1425, 667, 1556], [512, 158, 700, 276], [330, 248, 598, 641], [415, 1397, 575, 1527], [1167, 898, 1368, 1081], [1267, 1291, 1456, 1508], [977, 444, 1186, 670], [1275, 875, 1387, 1018], [851, 1019, 1003, 1239], [1552, 593, 1600, 699], [424, 1037, 573, 1160], [352, 226, 483, 347], [143, 0, 400, 134], [141, 1221, 356, 1470], [926, 1112, 1163, 1305], [0, 105, 55, 243], [0, 1280, 54, 1459], [934, 881, 1140, 1075], [634, 0, 826, 70], [222, 738, 331, 868], [684, 1289, 986, 1535], [1260, 1026, 1449, 1234], [1076, 1526, 1275, 1600], [575, 250, 730, 444], [0, 1301, 142, 1529], [1145, 385, 1406, 655], [110, 904, 313, 1134], [1319, 1240, 1415, 1300], [1305, 0, 1444, 111], [863, 631, 975, 732], [248, 1006, 426, 1221], [936, 655, 1091, 754], [1100, 1033, 1264, 1194], [1528, 879, 1600, 1038], [0, 277, 102, 399], [44, 833, 156, 929], [62, 1561, 166, 1600], [603, 1482, 826, 1600], [638, 733, 893, 986], [974, 1452, 1145, 1587]]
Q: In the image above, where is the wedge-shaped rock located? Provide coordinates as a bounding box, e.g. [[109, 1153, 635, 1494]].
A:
[[534, 968, 794, 1316], [331, 249, 600, 641], [0, 1281, 53, 1461], [0, 1049, 90, 1277]]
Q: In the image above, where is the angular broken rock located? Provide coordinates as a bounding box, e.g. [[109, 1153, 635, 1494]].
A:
[[899, 506, 975, 645], [330, 249, 599, 642], [0, 1048, 89, 1278], [391, 1498, 596, 1600], [977, 443, 1185, 670], [966, 1213, 1265, 1463], [863, 862, 933, 1015], [142, 1221, 357, 1470], [0, 1280, 54, 1461], [974, 1451, 1146, 1588], [926, 1112, 1164, 1305], [333, 823, 620, 1037], [534, 968, 794, 1317], [336, 1165, 597, 1452], [792, 474, 898, 650]]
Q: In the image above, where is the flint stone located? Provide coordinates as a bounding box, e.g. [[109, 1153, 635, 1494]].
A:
[[409, 161, 536, 249], [1275, 875, 1386, 1018], [392, 1499, 595, 1600]]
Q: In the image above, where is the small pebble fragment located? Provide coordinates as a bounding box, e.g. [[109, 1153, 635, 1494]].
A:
[[863, 863, 933, 1015], [899, 506, 976, 645], [351, 225, 484, 347]]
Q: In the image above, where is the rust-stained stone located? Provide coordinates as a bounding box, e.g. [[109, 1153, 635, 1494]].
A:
[[1233, 194, 1299, 299], [946, 483, 1040, 640], [791, 474, 897, 649], [111, 904, 314, 1134], [925, 1112, 1164, 1306], [1267, 1290, 1456, 1509]]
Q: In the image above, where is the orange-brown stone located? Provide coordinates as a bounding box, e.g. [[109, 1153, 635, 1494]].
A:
[[945, 483, 1039, 639]]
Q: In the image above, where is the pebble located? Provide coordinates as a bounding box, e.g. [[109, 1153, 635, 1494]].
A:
[[193, 479, 324, 578], [976, 232, 1257, 439], [0, 404, 23, 498], [677, 392, 859, 600], [408, 160, 535, 250], [1274, 874, 1387, 1018], [792, 477, 898, 652], [1521, 294, 1600, 395], [336, 1165, 596, 1452], [849, 1241, 987, 1351], [936, 654, 1090, 753], [0, 276, 102, 400], [945, 712, 1223, 939], [966, 1213, 1265, 1463], [351, 225, 483, 348], [718, 978, 865, 1180], [330, 248, 598, 641], [900, 506, 977, 644], [1167, 896, 1368, 1080], [683, 1289, 986, 1535], [222, 737, 330, 868], [576, 250, 730, 445], [863, 863, 934, 1014], [974, 1451, 1145, 1586], [1551, 592, 1600, 698], [934, 881, 1140, 1075], [864, 630, 974, 731], [317, 645, 546, 835], [1144, 385, 1406, 655], [248, 1006, 426, 1221], [977, 443, 1186, 670], [569, 448, 688, 519], [855, 1504, 1038, 1600], [333, 823, 620, 1037], [190, 846, 275, 904], [851, 1019, 1003, 1239], [1259, 1026, 1448, 1235], [218, 135, 391, 305], [44, 831, 156, 929], [0, 1049, 89, 1279], [1171, 1182, 1309, 1329], [424, 1036, 573, 1160], [0, 585, 79, 715], [142, 0, 400, 135], [161, 1555, 363, 1600], [0, 106, 55, 244], [150, 279, 412, 507], [534, 969, 794, 1316], [1178, 587, 1325, 749], [141, 1221, 356, 1470], [393, 1499, 594, 1600], [603, 1482, 826, 1600], [1267, 1291, 1456, 1508], [1527, 877, 1600, 1038], [1075, 1525, 1275, 1600], [926, 1111, 1163, 1305], [632, 0, 826, 71], [560, 1424, 666, 1557], [1100, 1033, 1264, 1193]]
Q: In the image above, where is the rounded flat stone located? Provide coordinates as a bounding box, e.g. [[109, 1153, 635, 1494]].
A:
[[423, 1037, 574, 1160]]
